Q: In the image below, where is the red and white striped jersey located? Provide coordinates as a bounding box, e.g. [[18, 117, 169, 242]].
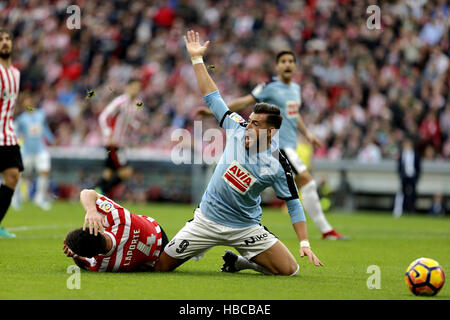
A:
[[81, 195, 164, 272], [98, 94, 140, 147], [0, 64, 20, 146]]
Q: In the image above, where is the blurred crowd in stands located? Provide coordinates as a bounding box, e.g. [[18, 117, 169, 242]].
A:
[[1, 0, 449, 162]]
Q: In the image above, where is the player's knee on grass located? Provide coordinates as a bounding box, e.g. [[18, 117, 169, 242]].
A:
[[287, 263, 299, 276], [251, 246, 299, 276], [274, 261, 299, 276], [255, 260, 298, 276]]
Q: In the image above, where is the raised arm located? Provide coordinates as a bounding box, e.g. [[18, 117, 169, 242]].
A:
[[184, 30, 240, 127], [184, 30, 216, 96]]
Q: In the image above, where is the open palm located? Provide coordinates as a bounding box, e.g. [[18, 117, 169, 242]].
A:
[[184, 30, 210, 58]]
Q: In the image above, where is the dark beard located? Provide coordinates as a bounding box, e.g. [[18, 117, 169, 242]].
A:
[[0, 52, 11, 59]]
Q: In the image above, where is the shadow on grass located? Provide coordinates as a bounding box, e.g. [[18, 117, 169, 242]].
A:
[[70, 267, 282, 279]]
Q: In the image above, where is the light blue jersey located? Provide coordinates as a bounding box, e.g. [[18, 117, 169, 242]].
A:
[[200, 90, 305, 229], [251, 77, 301, 149], [15, 109, 54, 156]]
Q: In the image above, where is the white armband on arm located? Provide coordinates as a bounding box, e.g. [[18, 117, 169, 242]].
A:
[[300, 240, 310, 248], [191, 57, 204, 65]]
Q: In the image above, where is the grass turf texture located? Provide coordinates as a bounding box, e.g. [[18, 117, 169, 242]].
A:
[[0, 201, 448, 300]]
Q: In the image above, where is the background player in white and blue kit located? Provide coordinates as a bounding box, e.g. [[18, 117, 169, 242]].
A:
[[197, 51, 348, 240], [12, 94, 54, 210], [154, 31, 323, 276]]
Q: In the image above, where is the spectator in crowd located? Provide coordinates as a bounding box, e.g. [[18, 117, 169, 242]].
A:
[[0, 0, 447, 167]]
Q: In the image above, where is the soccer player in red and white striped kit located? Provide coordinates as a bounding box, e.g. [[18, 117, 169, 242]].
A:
[[63, 189, 169, 272], [95, 78, 142, 195], [0, 29, 23, 238]]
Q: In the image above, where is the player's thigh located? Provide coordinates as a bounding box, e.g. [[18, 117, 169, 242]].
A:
[[295, 170, 313, 188], [230, 224, 278, 261], [154, 251, 189, 272], [1, 167, 21, 188], [280, 148, 312, 186], [164, 210, 222, 262], [0, 146, 24, 186], [35, 152, 51, 174], [251, 240, 298, 276], [22, 155, 35, 175]]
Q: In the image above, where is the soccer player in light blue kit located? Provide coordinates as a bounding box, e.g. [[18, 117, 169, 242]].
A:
[[12, 96, 54, 211], [197, 50, 348, 240], [154, 31, 323, 275]]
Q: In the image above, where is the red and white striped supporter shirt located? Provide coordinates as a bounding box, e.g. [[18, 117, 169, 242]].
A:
[[81, 195, 164, 272], [98, 94, 140, 147], [0, 64, 20, 146]]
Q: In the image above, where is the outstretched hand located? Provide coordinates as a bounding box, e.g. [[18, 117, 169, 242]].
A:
[[183, 30, 210, 59], [300, 246, 324, 267]]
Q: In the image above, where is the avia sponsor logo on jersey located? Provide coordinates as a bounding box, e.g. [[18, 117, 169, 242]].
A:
[[29, 124, 43, 136], [286, 100, 300, 118], [222, 161, 256, 195]]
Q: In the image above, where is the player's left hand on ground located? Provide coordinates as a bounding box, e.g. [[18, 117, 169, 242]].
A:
[[83, 210, 106, 236], [300, 246, 324, 267], [183, 30, 210, 59]]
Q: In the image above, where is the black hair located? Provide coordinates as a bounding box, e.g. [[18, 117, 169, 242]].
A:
[[65, 228, 107, 258], [276, 50, 296, 64], [253, 103, 283, 129]]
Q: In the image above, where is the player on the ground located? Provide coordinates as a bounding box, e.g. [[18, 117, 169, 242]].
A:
[[196, 50, 348, 240], [153, 30, 323, 276], [62, 189, 169, 272], [12, 93, 54, 210], [95, 78, 142, 195], [0, 29, 23, 238]]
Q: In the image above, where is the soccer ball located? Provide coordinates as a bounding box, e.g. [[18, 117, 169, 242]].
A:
[[405, 257, 445, 296]]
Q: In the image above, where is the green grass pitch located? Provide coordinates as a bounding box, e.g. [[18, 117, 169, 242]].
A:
[[0, 201, 448, 300]]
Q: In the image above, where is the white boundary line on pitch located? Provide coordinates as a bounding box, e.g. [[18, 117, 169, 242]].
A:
[[6, 224, 77, 232]]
